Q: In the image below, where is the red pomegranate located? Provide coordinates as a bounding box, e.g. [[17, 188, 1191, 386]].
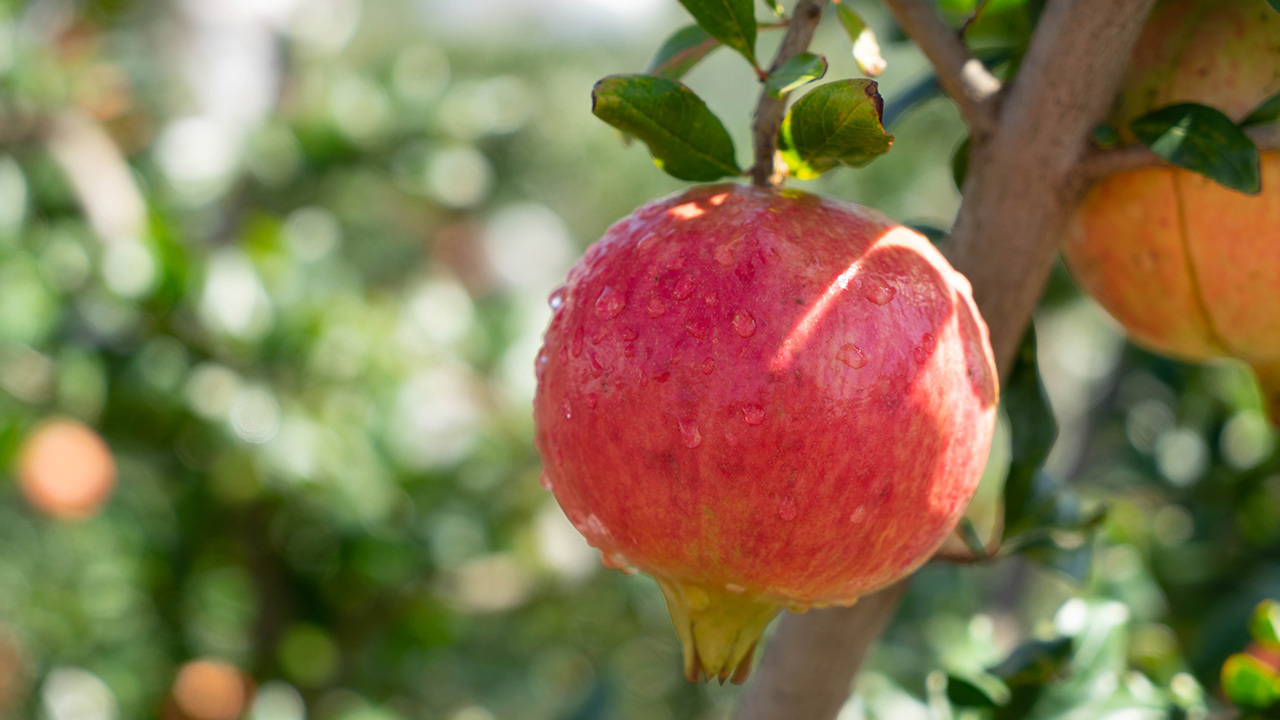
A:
[[533, 184, 998, 682], [1063, 0, 1280, 418]]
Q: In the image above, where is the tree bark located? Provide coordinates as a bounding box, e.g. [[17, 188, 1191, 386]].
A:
[[732, 1, 1158, 718]]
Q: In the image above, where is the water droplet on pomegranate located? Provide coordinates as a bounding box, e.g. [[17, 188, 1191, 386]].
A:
[[562, 398, 573, 419], [735, 261, 755, 281], [732, 310, 757, 338], [862, 278, 897, 306], [591, 325, 609, 344], [850, 506, 867, 523], [623, 344, 635, 358], [672, 274, 695, 300], [685, 317, 710, 340], [700, 358, 715, 374], [646, 295, 667, 317], [558, 345, 569, 363], [572, 326, 584, 357], [650, 367, 671, 383], [725, 583, 746, 595], [539, 474, 554, 491], [742, 404, 765, 426], [595, 286, 626, 319], [713, 244, 735, 266], [589, 353, 605, 378], [621, 327, 639, 341], [704, 292, 718, 307], [637, 231, 660, 252], [585, 393, 599, 409], [913, 332, 937, 364], [548, 286, 567, 310], [535, 348, 549, 378], [837, 343, 869, 369], [778, 494, 798, 521], [678, 419, 703, 448]]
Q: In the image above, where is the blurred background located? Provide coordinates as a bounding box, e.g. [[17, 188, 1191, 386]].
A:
[[0, 0, 1277, 718]]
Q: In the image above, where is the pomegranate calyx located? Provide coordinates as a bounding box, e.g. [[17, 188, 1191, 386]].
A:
[[655, 576, 783, 684]]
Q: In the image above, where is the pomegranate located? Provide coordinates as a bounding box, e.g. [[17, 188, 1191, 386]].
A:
[[533, 184, 998, 682], [1063, 0, 1280, 418]]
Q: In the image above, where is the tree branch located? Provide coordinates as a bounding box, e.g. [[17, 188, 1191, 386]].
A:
[[1077, 125, 1280, 185], [733, 2, 1157, 718], [751, 0, 829, 187], [881, 0, 1001, 137]]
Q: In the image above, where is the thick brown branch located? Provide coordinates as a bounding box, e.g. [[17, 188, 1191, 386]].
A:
[[881, 0, 1001, 137], [733, 2, 1157, 719], [1077, 125, 1280, 185], [751, 0, 829, 187]]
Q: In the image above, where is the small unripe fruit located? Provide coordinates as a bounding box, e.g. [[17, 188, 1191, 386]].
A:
[[1064, 0, 1280, 418], [534, 184, 998, 682]]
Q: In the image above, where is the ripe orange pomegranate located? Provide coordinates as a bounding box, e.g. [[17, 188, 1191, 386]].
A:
[[1063, 0, 1280, 418], [533, 184, 998, 682], [16, 419, 117, 520]]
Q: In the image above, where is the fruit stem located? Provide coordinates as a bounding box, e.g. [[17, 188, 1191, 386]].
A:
[[750, 0, 830, 188], [655, 576, 783, 684], [1251, 361, 1280, 426]]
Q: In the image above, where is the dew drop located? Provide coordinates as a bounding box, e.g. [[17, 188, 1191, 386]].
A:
[[704, 292, 718, 307], [539, 474, 554, 491], [589, 353, 605, 378], [595, 286, 626, 319], [562, 398, 573, 420], [590, 324, 609, 344], [742, 404, 765, 426], [913, 332, 937, 364], [837, 343, 869, 369], [778, 494, 798, 521], [646, 295, 668, 318], [685, 317, 710, 340], [623, 344, 636, 358], [672, 274, 695, 300], [621, 327, 639, 341], [572, 326, 584, 357], [700, 358, 716, 375], [732, 309, 757, 338], [584, 393, 599, 409], [713, 244, 735, 266], [725, 583, 746, 595], [735, 261, 755, 281], [678, 419, 703, 448], [535, 348, 549, 378], [849, 506, 867, 524], [862, 278, 897, 306], [637, 231, 660, 252], [558, 345, 569, 363], [548, 286, 567, 310]]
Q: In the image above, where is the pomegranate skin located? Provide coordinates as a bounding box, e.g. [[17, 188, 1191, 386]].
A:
[[533, 184, 998, 682], [1063, 0, 1280, 417]]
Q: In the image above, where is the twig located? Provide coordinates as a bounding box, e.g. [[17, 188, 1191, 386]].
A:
[[1077, 125, 1280, 185], [733, 2, 1158, 719], [750, 0, 830, 187], [881, 0, 1001, 137]]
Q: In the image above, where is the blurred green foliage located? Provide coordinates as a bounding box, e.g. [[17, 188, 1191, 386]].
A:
[[0, 1, 1277, 719]]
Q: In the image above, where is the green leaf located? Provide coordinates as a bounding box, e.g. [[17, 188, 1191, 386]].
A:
[[761, 0, 784, 16], [1222, 653, 1280, 709], [952, 135, 971, 189], [646, 25, 721, 80], [591, 75, 741, 181], [988, 637, 1073, 687], [1001, 326, 1058, 538], [1242, 90, 1280, 128], [1130, 102, 1262, 195], [835, 2, 865, 39], [947, 674, 1010, 708], [834, 3, 885, 76], [778, 79, 893, 179], [764, 52, 827, 98], [677, 0, 758, 66], [958, 517, 988, 559], [1267, 0, 1280, 13], [1250, 601, 1280, 646]]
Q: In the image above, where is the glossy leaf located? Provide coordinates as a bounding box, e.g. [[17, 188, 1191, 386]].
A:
[[1242, 90, 1280, 128], [1000, 326, 1058, 538], [677, 0, 758, 66], [764, 52, 827, 98], [778, 79, 893, 179], [1130, 102, 1262, 195], [947, 674, 1010, 708], [591, 75, 741, 181], [646, 25, 721, 80], [1222, 653, 1280, 709], [1250, 600, 1280, 646]]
